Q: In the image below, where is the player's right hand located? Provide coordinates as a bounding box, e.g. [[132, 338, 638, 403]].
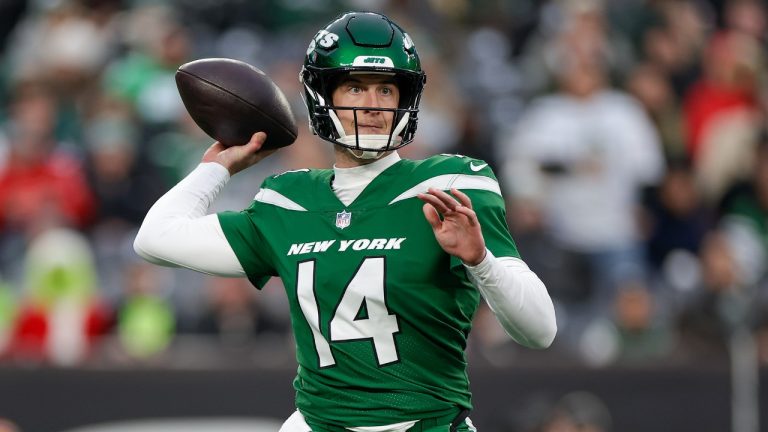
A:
[[202, 132, 277, 176]]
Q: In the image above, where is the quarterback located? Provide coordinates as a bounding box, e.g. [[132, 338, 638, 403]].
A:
[[135, 12, 557, 432]]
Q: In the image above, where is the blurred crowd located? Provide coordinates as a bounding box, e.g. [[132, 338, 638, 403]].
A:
[[0, 0, 766, 374]]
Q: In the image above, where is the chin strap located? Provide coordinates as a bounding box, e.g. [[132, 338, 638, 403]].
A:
[[345, 145, 389, 160], [328, 109, 410, 159]]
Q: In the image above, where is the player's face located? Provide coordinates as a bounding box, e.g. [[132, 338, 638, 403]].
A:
[[331, 74, 400, 136]]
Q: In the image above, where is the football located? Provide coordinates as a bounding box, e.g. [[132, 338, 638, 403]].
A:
[[175, 58, 298, 149]]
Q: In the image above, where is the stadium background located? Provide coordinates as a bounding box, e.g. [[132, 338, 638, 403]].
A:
[[0, 0, 766, 431]]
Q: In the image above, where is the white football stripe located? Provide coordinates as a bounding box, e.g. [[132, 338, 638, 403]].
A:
[[389, 174, 501, 205], [254, 188, 307, 211]]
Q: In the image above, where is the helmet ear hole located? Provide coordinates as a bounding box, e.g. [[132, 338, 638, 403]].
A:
[[300, 68, 311, 84]]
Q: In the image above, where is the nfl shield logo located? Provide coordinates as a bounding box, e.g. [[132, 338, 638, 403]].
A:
[[335, 210, 352, 229]]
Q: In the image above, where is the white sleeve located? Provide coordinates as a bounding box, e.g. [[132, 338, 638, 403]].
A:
[[133, 162, 246, 277], [464, 249, 557, 349]]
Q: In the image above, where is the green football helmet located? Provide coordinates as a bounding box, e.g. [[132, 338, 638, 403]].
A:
[[300, 12, 426, 157]]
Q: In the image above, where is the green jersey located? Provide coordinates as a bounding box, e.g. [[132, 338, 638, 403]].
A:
[[218, 154, 519, 427]]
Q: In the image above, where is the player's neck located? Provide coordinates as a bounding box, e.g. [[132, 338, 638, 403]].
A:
[[331, 152, 401, 206]]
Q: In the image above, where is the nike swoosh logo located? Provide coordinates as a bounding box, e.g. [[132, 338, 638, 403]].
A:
[[469, 162, 488, 172]]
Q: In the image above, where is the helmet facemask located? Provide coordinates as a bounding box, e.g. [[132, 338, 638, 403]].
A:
[[302, 68, 424, 158]]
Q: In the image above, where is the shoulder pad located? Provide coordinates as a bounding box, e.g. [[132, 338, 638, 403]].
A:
[[251, 168, 332, 211], [261, 168, 324, 191]]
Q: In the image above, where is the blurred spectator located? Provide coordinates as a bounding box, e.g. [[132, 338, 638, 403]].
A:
[[538, 391, 612, 432], [639, 0, 708, 100], [196, 277, 287, 347], [723, 0, 766, 42], [717, 132, 768, 289], [144, 112, 217, 187], [102, 5, 190, 133], [758, 315, 768, 366], [115, 262, 175, 362], [642, 158, 711, 278], [626, 63, 686, 160], [493, 389, 613, 432], [682, 30, 763, 203], [9, 228, 111, 366], [500, 51, 665, 345], [455, 25, 525, 140], [85, 109, 166, 227], [518, 0, 636, 96], [563, 282, 674, 367], [0, 81, 95, 236], [675, 231, 741, 363], [6, 0, 121, 99], [610, 283, 675, 364], [0, 280, 15, 357]]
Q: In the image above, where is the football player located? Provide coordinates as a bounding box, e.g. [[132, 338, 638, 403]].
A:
[[135, 11, 557, 432]]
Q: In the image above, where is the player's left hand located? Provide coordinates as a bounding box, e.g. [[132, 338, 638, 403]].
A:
[[417, 188, 487, 266]]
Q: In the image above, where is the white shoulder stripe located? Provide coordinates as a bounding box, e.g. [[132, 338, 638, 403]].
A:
[[254, 188, 307, 211], [389, 174, 501, 205]]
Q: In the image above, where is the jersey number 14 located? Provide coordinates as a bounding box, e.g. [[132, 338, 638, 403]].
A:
[[297, 257, 400, 368]]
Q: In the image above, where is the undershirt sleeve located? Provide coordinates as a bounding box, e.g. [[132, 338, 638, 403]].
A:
[[464, 249, 557, 349], [133, 163, 246, 277]]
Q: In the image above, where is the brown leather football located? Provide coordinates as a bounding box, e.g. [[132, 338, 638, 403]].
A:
[[175, 58, 298, 148]]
